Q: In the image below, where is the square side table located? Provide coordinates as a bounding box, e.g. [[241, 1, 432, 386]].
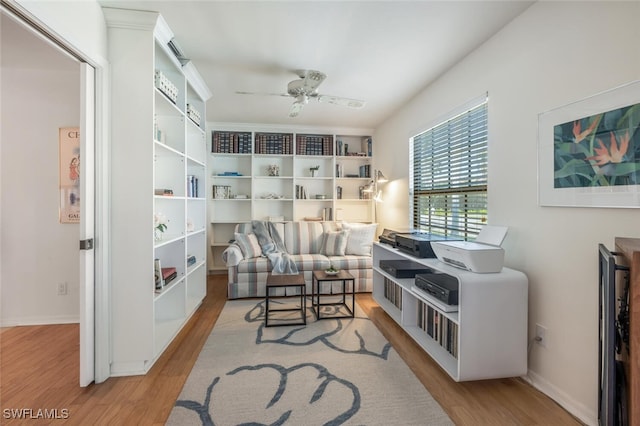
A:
[[312, 270, 355, 320], [265, 273, 306, 327]]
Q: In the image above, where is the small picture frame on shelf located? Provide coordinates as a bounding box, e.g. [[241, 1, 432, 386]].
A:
[[213, 185, 231, 199]]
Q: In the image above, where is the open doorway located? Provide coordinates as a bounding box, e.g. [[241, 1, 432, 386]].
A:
[[0, 7, 96, 386]]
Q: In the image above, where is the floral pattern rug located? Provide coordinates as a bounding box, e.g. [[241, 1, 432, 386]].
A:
[[167, 299, 452, 426]]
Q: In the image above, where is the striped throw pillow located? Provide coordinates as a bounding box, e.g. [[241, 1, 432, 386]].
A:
[[321, 230, 350, 256], [234, 232, 263, 259]]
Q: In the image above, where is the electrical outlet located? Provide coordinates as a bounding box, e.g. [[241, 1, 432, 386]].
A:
[[57, 282, 68, 296], [535, 324, 547, 348]]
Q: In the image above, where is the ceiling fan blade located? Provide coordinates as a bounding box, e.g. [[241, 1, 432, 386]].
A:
[[289, 95, 309, 117], [236, 90, 291, 98], [289, 101, 305, 118], [317, 94, 366, 109], [302, 70, 326, 92]]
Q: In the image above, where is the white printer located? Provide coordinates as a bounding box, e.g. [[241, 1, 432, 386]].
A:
[[431, 225, 508, 273]]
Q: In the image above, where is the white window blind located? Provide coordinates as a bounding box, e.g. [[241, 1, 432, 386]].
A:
[[411, 99, 488, 240]]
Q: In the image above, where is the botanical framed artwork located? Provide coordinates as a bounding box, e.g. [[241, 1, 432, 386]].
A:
[[538, 80, 640, 208], [59, 127, 80, 223]]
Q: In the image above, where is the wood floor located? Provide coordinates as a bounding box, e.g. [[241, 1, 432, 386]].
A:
[[0, 274, 583, 425]]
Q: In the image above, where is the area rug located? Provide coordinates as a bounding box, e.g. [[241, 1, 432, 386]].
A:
[[167, 299, 453, 426]]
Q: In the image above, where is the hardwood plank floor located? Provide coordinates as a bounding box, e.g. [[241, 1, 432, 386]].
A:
[[0, 274, 582, 425]]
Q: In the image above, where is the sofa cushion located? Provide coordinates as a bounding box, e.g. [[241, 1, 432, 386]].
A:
[[284, 222, 324, 255], [289, 254, 331, 271], [234, 232, 262, 259], [321, 230, 349, 256], [326, 255, 372, 271], [342, 222, 377, 256]]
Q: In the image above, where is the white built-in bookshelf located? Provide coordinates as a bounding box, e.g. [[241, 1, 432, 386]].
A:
[[105, 8, 212, 375], [208, 127, 373, 272]]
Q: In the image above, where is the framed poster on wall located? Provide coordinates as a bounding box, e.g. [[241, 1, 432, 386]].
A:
[[59, 127, 80, 223], [538, 80, 640, 208]]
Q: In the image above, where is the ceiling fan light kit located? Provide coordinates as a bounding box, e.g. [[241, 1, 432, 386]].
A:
[[238, 69, 366, 118]]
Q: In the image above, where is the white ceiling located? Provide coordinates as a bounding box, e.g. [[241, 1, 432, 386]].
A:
[[18, 1, 535, 129]]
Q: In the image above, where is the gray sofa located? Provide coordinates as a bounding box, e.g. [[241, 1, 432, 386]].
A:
[[222, 221, 376, 299]]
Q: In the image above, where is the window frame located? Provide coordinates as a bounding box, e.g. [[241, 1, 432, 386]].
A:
[[409, 95, 489, 240]]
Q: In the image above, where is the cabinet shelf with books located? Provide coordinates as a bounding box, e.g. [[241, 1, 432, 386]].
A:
[[106, 8, 211, 376], [372, 242, 528, 382], [254, 132, 294, 155]]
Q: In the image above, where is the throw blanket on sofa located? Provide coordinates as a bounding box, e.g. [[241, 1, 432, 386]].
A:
[[252, 220, 299, 275]]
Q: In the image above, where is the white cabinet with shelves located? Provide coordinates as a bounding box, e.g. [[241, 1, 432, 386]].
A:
[[105, 8, 212, 376], [372, 242, 528, 382], [208, 128, 373, 272]]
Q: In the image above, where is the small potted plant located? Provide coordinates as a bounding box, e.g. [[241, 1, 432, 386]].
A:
[[325, 264, 339, 275]]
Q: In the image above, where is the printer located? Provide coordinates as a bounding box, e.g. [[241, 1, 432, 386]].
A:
[[395, 232, 462, 258], [431, 225, 508, 273]]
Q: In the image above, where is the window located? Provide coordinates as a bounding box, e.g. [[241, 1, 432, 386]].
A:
[[410, 97, 488, 240]]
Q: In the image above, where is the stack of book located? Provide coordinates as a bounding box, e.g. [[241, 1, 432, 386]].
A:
[[162, 267, 177, 285]]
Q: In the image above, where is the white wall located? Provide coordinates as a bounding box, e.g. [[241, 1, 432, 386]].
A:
[[374, 1, 640, 425], [1, 0, 108, 326], [1, 60, 81, 325]]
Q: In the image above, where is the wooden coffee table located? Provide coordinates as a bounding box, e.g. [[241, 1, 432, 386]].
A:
[[312, 270, 355, 320], [265, 273, 306, 327]]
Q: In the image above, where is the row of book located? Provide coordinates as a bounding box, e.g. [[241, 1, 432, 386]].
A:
[[212, 131, 252, 154], [296, 135, 333, 156], [417, 300, 459, 359], [384, 277, 403, 310], [255, 133, 294, 155], [295, 184, 308, 200], [187, 175, 200, 198]]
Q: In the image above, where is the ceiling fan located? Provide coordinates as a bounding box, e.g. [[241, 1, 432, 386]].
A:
[[237, 69, 366, 118]]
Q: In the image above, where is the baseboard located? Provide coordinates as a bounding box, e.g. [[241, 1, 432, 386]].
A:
[[1, 315, 79, 327], [524, 369, 596, 426]]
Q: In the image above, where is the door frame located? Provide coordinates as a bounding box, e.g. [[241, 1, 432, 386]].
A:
[[1, 0, 111, 384]]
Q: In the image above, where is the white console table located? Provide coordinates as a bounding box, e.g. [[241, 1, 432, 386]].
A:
[[373, 242, 528, 382]]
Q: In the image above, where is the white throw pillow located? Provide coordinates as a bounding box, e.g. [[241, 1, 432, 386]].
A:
[[342, 222, 377, 256]]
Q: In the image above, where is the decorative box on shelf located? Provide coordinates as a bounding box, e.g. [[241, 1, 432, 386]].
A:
[[186, 103, 201, 126], [154, 70, 178, 104], [213, 185, 231, 199]]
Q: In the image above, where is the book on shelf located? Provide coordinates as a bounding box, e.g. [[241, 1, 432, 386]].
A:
[[187, 175, 199, 198], [161, 266, 177, 285], [295, 184, 308, 200], [187, 255, 197, 267]]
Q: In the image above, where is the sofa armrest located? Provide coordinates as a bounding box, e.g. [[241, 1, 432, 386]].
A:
[[222, 243, 244, 267]]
